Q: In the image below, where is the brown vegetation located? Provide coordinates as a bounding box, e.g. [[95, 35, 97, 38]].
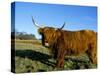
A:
[[11, 39, 41, 45]]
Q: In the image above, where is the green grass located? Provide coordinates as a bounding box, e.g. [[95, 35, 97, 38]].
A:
[[13, 40, 97, 73]]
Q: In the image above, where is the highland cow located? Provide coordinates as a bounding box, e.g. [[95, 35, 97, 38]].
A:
[[32, 17, 97, 68]]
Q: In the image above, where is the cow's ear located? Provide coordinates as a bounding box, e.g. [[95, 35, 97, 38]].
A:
[[38, 28, 44, 34]]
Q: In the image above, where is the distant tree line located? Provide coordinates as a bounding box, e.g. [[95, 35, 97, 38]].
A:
[[11, 31, 36, 40]]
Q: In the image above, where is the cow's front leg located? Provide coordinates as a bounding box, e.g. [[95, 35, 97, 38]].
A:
[[56, 58, 64, 68], [56, 50, 65, 68]]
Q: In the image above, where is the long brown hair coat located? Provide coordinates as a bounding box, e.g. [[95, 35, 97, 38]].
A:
[[38, 27, 97, 68]]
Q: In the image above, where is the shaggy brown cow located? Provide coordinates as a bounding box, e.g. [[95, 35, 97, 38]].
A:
[[32, 17, 97, 68]]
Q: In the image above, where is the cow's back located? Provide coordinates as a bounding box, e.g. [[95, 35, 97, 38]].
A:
[[60, 30, 97, 55]]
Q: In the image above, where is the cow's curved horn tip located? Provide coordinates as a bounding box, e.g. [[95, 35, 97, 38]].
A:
[[31, 15, 34, 18], [63, 22, 66, 24]]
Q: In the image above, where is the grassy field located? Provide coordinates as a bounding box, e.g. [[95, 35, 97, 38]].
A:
[[12, 39, 97, 73]]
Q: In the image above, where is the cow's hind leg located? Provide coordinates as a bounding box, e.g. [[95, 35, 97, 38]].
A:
[[87, 43, 97, 65]]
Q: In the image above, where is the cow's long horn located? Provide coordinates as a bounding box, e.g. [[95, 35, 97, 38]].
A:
[[60, 22, 65, 30], [32, 16, 43, 28]]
